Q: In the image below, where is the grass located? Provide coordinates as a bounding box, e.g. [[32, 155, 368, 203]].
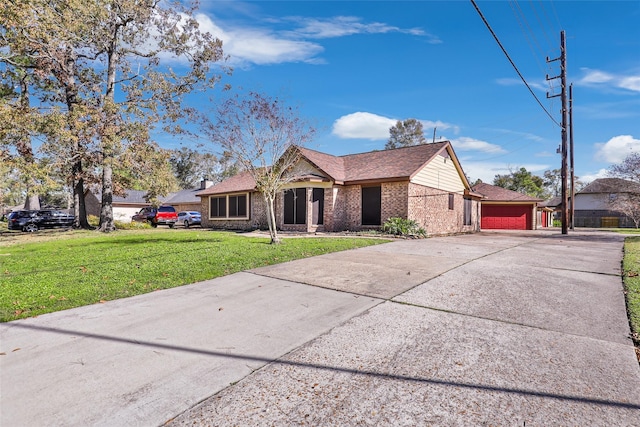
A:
[[622, 237, 640, 354], [0, 228, 389, 322]]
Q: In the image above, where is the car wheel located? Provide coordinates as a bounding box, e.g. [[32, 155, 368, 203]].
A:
[[169, 223, 175, 229], [184, 220, 189, 228], [150, 220, 157, 228], [24, 223, 38, 232]]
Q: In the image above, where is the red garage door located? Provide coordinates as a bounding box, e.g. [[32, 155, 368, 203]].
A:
[[481, 204, 532, 230]]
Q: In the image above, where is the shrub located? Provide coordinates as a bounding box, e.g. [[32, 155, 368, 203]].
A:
[[115, 220, 151, 230], [382, 217, 426, 237]]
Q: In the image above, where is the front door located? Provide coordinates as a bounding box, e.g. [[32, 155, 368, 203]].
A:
[[361, 186, 381, 226]]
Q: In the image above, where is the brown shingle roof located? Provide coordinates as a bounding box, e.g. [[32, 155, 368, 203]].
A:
[[472, 182, 541, 202], [297, 147, 346, 183], [197, 142, 459, 196], [300, 142, 449, 184], [196, 171, 256, 196], [578, 178, 640, 194]]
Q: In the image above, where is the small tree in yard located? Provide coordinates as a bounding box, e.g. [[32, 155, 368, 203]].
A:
[[610, 193, 640, 229], [204, 92, 315, 244]]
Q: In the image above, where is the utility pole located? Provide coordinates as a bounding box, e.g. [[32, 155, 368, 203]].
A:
[[569, 83, 575, 230], [546, 31, 569, 235]]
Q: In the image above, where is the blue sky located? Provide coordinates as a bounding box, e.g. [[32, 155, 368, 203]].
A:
[[172, 0, 640, 184]]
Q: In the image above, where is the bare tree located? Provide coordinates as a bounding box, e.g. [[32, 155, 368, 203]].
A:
[[204, 92, 315, 244], [609, 152, 640, 183], [609, 192, 640, 229]]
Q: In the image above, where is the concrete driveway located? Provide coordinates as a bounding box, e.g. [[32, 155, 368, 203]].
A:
[[1, 230, 639, 426]]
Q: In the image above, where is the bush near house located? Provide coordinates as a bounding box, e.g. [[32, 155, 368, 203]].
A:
[[382, 217, 426, 237]]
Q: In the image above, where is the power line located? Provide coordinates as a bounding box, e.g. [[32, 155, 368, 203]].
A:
[[469, 0, 562, 128]]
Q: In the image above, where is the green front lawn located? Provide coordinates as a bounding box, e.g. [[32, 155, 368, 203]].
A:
[[622, 237, 640, 353], [0, 229, 388, 322]]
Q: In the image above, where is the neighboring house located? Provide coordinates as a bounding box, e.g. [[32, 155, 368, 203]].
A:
[[538, 196, 562, 227], [471, 183, 542, 230], [197, 142, 482, 235], [165, 180, 214, 213], [85, 180, 213, 222], [574, 178, 640, 228]]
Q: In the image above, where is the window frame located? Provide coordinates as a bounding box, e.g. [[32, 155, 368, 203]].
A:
[[463, 197, 472, 225], [209, 193, 250, 220], [284, 188, 307, 225]]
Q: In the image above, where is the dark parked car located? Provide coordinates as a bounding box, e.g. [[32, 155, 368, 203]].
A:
[[176, 211, 201, 228], [131, 205, 178, 228], [7, 209, 75, 232]]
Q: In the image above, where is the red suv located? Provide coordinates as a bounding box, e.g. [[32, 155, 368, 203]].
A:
[[131, 206, 178, 228]]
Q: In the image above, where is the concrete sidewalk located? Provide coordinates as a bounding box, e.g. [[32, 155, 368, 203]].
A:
[[1, 230, 639, 426]]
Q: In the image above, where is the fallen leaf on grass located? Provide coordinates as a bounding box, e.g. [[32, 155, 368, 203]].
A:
[[627, 271, 639, 277]]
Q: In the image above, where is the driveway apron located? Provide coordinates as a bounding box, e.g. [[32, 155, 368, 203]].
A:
[[1, 230, 639, 426]]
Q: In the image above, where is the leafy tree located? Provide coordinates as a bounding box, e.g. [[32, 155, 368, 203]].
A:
[[609, 152, 640, 183], [85, 0, 224, 232], [1, 0, 225, 232], [169, 147, 240, 189], [493, 167, 547, 198], [543, 168, 586, 198], [1, 0, 102, 227], [204, 91, 315, 244], [385, 118, 426, 150]]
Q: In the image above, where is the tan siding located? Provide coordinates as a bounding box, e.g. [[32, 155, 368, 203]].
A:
[[289, 159, 329, 180], [412, 154, 465, 193]]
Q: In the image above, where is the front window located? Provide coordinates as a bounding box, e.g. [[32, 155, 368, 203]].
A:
[[229, 194, 247, 218], [210, 194, 249, 219], [284, 188, 306, 224], [362, 186, 381, 226], [463, 197, 472, 225], [210, 196, 227, 218]]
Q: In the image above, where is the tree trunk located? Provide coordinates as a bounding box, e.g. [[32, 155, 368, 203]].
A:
[[64, 47, 91, 229], [24, 193, 40, 210], [18, 75, 40, 211], [98, 159, 116, 232], [264, 193, 280, 244], [97, 33, 119, 232]]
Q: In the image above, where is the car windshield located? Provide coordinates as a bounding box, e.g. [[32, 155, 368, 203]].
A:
[[158, 206, 175, 212]]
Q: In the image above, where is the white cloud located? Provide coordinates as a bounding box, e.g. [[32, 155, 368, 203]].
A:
[[620, 76, 640, 92], [331, 113, 460, 141], [578, 68, 640, 93], [195, 14, 323, 65], [332, 112, 396, 140], [285, 16, 439, 42], [450, 137, 505, 154], [495, 77, 548, 92], [580, 168, 609, 184], [193, 13, 439, 66], [420, 120, 460, 135], [594, 135, 640, 163]]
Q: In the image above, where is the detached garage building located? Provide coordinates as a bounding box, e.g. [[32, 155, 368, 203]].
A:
[[472, 183, 542, 230]]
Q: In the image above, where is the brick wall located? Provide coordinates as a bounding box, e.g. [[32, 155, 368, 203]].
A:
[[408, 183, 479, 235], [381, 181, 409, 222]]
